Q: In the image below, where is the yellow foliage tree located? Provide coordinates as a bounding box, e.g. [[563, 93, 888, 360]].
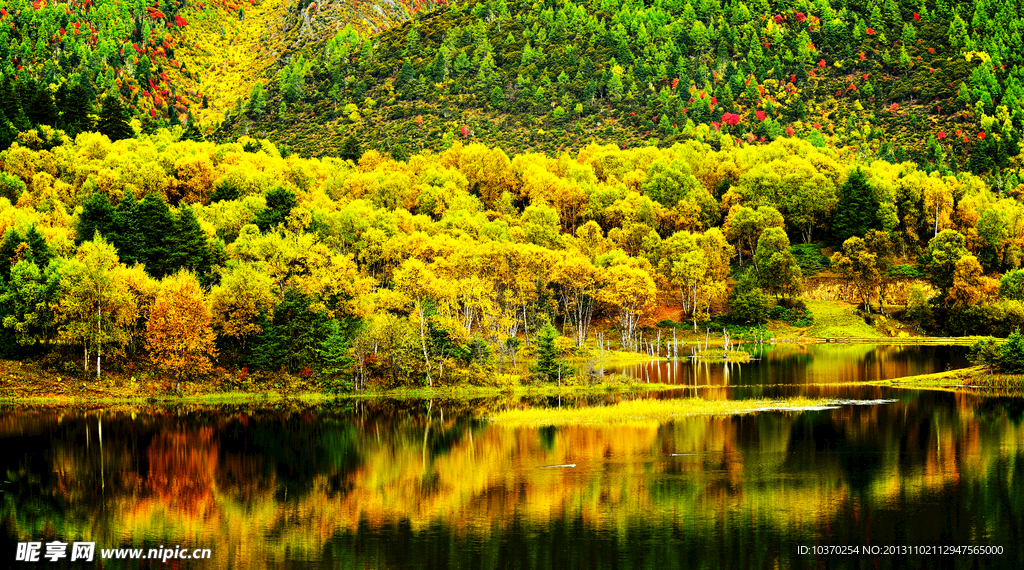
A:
[[598, 264, 658, 351], [146, 270, 218, 379], [210, 262, 278, 348], [56, 235, 138, 377], [555, 252, 603, 347], [394, 258, 443, 385], [947, 255, 997, 307]]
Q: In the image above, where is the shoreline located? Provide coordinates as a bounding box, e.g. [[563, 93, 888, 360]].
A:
[[0, 338, 990, 405], [0, 382, 689, 407]]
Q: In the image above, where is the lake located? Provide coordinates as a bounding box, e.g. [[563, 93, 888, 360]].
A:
[[606, 342, 970, 386], [3, 344, 1023, 569]]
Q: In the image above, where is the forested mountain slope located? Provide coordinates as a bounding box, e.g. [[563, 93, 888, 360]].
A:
[[216, 0, 1024, 180], [2, 0, 1023, 180], [0, 0, 422, 144]]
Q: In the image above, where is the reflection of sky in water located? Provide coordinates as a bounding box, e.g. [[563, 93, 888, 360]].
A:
[[1, 346, 1020, 570], [606, 344, 970, 387]]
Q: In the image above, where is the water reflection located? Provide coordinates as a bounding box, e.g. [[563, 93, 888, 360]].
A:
[[611, 344, 970, 387], [2, 387, 1023, 569]]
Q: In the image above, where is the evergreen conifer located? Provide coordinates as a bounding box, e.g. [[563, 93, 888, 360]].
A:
[[97, 93, 134, 141], [531, 319, 563, 384], [830, 169, 881, 245], [170, 206, 212, 280], [135, 193, 175, 277], [76, 193, 118, 245], [254, 186, 298, 232], [24, 226, 52, 269]]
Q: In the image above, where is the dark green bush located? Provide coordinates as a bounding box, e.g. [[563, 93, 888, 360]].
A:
[[790, 243, 832, 275], [971, 331, 1024, 374], [729, 287, 772, 324], [770, 298, 814, 326]]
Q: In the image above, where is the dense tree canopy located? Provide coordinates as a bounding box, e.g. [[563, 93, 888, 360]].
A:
[[0, 121, 1021, 384]]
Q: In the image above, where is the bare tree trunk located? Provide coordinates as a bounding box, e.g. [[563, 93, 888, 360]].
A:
[[522, 305, 530, 347], [96, 307, 102, 378], [416, 301, 432, 387]]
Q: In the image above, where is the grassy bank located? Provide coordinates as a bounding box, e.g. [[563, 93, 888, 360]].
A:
[[489, 396, 840, 427], [863, 368, 975, 391], [693, 348, 752, 361], [870, 366, 1024, 392], [0, 356, 686, 404], [0, 359, 326, 402], [368, 383, 682, 399]]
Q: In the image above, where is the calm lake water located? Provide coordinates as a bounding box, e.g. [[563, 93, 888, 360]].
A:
[[4, 345, 1023, 569], [608, 343, 970, 386]]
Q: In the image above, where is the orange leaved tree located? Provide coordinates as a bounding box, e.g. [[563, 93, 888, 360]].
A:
[[146, 270, 218, 379]]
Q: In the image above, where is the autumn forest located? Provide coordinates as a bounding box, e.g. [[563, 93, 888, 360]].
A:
[[1, 0, 1024, 391]]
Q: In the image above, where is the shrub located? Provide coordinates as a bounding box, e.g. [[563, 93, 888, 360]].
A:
[[971, 331, 1024, 373], [887, 264, 923, 280], [790, 243, 831, 274], [969, 337, 1000, 371], [999, 332, 1024, 373], [729, 287, 772, 324], [905, 284, 933, 330], [770, 298, 814, 326]]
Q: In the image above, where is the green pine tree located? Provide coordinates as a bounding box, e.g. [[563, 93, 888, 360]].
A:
[[0, 75, 29, 132], [135, 193, 175, 277], [23, 79, 58, 127], [531, 319, 563, 384], [476, 52, 498, 91], [319, 317, 360, 391], [56, 81, 94, 135], [0, 120, 17, 151], [112, 189, 141, 265], [340, 134, 362, 162], [24, 226, 52, 269], [830, 168, 881, 246], [76, 192, 118, 245], [180, 120, 205, 142], [97, 93, 134, 141], [0, 228, 24, 282], [399, 59, 416, 85], [254, 187, 298, 232], [247, 82, 267, 115], [404, 27, 420, 56], [170, 206, 212, 280]]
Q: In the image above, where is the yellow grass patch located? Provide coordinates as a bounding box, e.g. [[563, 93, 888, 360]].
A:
[[173, 0, 291, 124], [489, 396, 839, 427]]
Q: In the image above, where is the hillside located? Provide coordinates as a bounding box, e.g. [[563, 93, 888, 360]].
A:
[[1, 0, 1022, 180], [0, 0, 420, 144], [211, 0, 1023, 179]]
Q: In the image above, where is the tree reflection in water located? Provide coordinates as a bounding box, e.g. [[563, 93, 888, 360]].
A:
[[1, 385, 1023, 569]]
